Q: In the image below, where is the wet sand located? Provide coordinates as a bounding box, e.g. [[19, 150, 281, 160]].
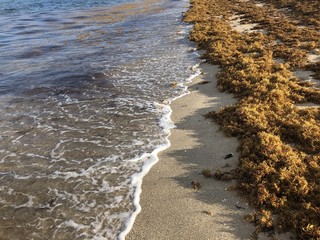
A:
[[127, 63, 256, 239], [126, 63, 295, 240], [126, 0, 320, 237]]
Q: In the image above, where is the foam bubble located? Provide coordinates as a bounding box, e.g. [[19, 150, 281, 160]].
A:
[[118, 57, 201, 240]]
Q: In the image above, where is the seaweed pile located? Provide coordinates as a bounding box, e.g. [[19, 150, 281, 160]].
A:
[[184, 0, 320, 238]]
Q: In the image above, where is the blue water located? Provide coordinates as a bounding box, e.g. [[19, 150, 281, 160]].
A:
[[0, 0, 199, 239], [0, 0, 131, 16]]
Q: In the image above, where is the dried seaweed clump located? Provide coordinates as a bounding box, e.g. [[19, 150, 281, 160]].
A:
[[185, 0, 320, 238]]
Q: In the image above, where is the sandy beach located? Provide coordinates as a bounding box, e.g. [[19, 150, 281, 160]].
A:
[[126, 63, 297, 239], [3, 0, 318, 238], [127, 63, 255, 239], [126, 0, 320, 238]]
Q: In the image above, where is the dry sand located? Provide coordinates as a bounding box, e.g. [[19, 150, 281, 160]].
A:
[[127, 63, 255, 239]]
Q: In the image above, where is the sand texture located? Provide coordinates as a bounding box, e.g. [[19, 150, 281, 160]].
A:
[[182, 0, 320, 238], [127, 0, 320, 237], [127, 64, 266, 239], [126, 63, 296, 240]]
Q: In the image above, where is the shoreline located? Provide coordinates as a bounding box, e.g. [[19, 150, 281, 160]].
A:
[[126, 0, 320, 238], [126, 62, 295, 240], [127, 63, 258, 239], [183, 0, 320, 238]]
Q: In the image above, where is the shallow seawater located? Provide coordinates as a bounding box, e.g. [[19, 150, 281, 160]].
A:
[[0, 0, 199, 239]]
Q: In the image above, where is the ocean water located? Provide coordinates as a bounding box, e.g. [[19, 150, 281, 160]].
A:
[[0, 0, 199, 239]]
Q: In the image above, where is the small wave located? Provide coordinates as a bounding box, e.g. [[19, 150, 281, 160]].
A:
[[0, 0, 199, 238]]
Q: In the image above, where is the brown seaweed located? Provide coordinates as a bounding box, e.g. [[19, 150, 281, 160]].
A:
[[185, 0, 320, 238]]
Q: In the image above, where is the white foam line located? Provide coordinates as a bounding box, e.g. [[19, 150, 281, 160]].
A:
[[117, 105, 173, 240], [118, 63, 201, 240], [187, 66, 201, 81], [171, 66, 202, 102]]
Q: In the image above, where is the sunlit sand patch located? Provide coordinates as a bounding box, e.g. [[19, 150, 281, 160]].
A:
[[229, 15, 251, 32], [229, 15, 265, 34], [295, 102, 320, 109], [255, 3, 265, 8], [292, 70, 319, 87], [307, 53, 320, 63], [274, 58, 285, 64], [292, 70, 314, 80]]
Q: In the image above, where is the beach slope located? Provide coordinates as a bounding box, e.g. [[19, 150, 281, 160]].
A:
[[127, 63, 255, 239]]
